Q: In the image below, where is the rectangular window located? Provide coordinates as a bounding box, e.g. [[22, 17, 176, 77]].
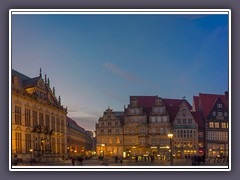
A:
[[15, 132, 22, 153], [56, 118, 60, 132], [100, 129, 104, 133], [52, 137, 56, 153], [217, 112, 223, 116], [152, 128, 156, 134], [217, 104, 222, 108], [177, 119, 181, 124], [57, 138, 60, 153], [61, 138, 65, 154], [25, 108, 31, 127], [25, 134, 32, 153], [108, 121, 111, 125], [157, 116, 161, 123], [115, 121, 118, 126], [152, 117, 156, 123], [209, 122, 214, 128], [222, 122, 226, 128], [163, 116, 167, 122], [45, 115, 50, 129], [215, 122, 220, 128], [32, 111, 38, 127], [51, 116, 55, 131], [188, 119, 192, 124], [39, 112, 44, 126], [61, 119, 65, 133], [108, 129, 112, 133], [160, 128, 164, 135], [183, 119, 186, 124], [213, 111, 216, 116], [151, 138, 156, 145], [15, 106, 21, 125]]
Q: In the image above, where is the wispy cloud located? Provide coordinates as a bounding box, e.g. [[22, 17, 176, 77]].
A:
[[104, 63, 145, 83]]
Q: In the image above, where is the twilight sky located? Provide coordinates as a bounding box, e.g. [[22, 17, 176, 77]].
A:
[[11, 13, 229, 132]]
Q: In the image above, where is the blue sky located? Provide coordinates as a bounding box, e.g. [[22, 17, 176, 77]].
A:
[[12, 13, 229, 131]]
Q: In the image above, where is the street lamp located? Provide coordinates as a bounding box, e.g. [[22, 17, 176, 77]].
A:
[[29, 148, 33, 165], [168, 132, 174, 166]]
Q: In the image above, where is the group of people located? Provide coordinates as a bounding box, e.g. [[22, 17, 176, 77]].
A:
[[185, 154, 206, 165], [71, 156, 84, 165], [114, 156, 123, 164]]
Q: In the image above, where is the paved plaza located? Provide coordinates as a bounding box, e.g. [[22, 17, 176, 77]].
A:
[[13, 157, 228, 167]]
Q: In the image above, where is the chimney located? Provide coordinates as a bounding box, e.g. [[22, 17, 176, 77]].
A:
[[225, 91, 228, 101]]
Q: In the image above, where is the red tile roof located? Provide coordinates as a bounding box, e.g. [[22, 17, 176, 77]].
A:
[[195, 93, 228, 118], [191, 111, 204, 129], [129, 96, 192, 123], [193, 96, 200, 111]]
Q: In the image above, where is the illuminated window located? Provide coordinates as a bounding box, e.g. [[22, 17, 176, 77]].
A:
[[15, 132, 22, 153], [217, 112, 223, 116], [209, 122, 214, 128], [222, 122, 226, 128], [215, 122, 219, 128]]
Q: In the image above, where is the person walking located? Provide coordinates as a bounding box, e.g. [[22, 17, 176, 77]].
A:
[[71, 156, 75, 166]]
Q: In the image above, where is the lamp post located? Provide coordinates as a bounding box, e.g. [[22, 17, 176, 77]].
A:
[[29, 148, 33, 165], [168, 133, 173, 166]]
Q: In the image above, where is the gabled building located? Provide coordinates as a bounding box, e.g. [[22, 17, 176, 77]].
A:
[[123, 97, 148, 158], [171, 100, 198, 158], [191, 111, 204, 155], [12, 69, 67, 163], [96, 108, 124, 157], [193, 92, 229, 158]]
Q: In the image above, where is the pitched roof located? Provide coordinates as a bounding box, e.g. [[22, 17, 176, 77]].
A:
[[163, 99, 192, 123], [197, 93, 228, 118], [129, 96, 155, 116], [191, 111, 204, 129], [67, 117, 79, 126], [67, 117, 86, 132], [192, 96, 200, 111], [129, 96, 192, 123], [23, 76, 41, 88]]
